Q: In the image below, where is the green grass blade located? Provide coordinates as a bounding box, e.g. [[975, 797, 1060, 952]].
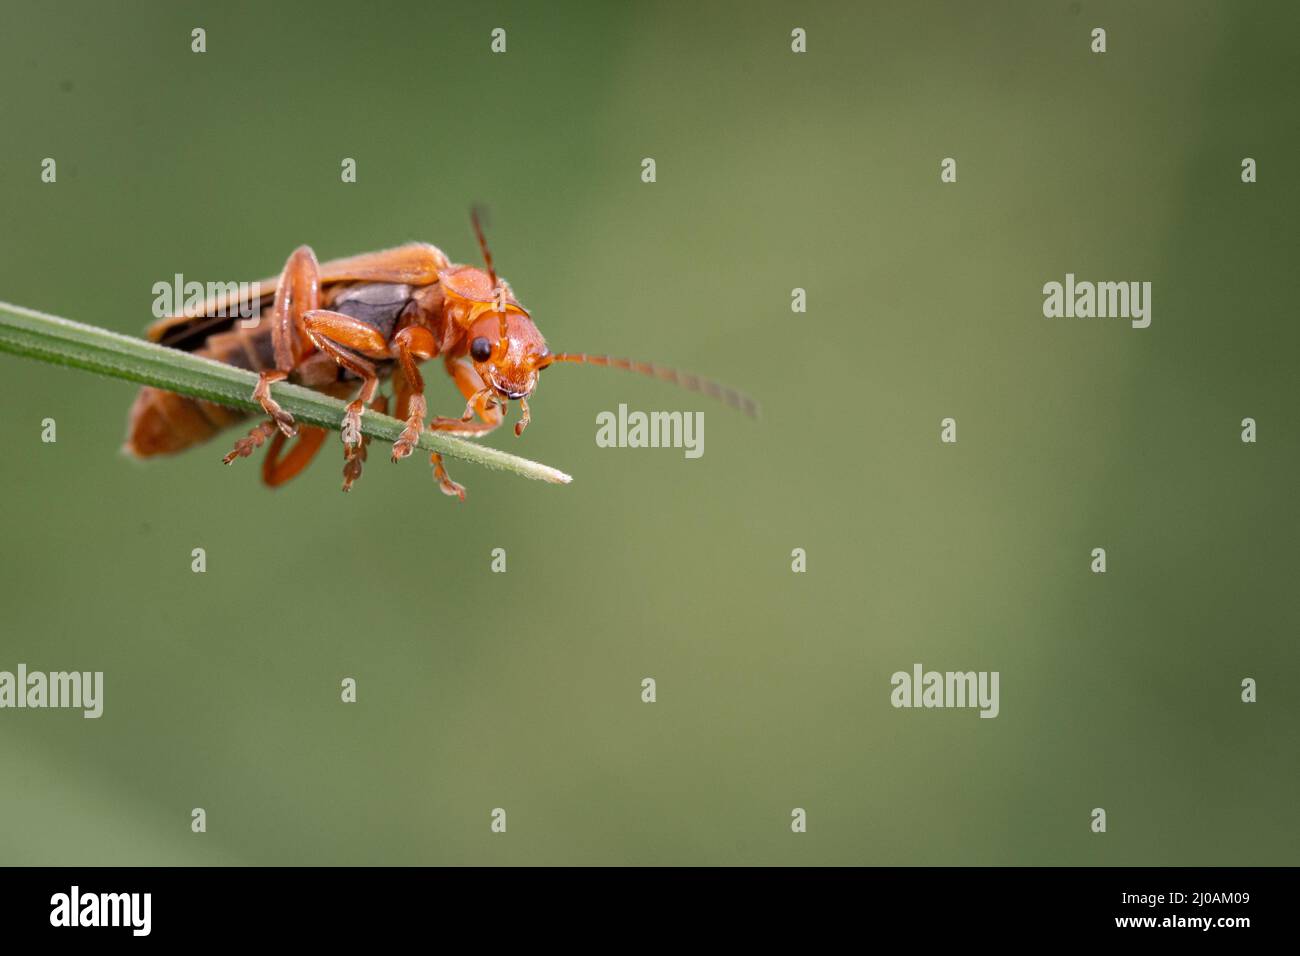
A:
[[0, 300, 572, 485]]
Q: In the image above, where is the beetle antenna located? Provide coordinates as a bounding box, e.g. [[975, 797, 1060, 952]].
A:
[[470, 205, 511, 353], [535, 353, 760, 419], [469, 205, 497, 288]]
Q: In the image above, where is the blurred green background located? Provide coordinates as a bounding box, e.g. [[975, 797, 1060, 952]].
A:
[[0, 0, 1296, 865]]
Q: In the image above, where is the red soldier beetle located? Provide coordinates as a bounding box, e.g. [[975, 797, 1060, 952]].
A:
[[125, 209, 757, 497]]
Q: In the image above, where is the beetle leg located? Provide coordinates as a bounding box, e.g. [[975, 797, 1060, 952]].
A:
[[261, 426, 329, 487], [416, 356, 513, 500], [223, 245, 318, 465], [428, 356, 506, 437], [458, 387, 497, 423], [252, 371, 295, 436], [393, 353, 464, 498], [342, 394, 388, 492], [301, 309, 387, 460], [222, 419, 278, 464], [255, 245, 319, 438], [430, 453, 466, 500], [390, 326, 437, 462]]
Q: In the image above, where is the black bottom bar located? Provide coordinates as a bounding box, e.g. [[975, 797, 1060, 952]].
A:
[[0, 866, 1285, 941]]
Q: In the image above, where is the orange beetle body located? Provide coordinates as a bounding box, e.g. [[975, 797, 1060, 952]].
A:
[[125, 212, 753, 497]]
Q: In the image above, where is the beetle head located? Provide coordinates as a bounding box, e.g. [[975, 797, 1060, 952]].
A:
[[444, 209, 758, 440], [438, 264, 549, 397], [436, 210, 555, 435], [465, 308, 548, 401]]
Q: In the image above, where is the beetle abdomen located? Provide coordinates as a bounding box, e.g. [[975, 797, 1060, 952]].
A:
[[124, 386, 247, 457], [124, 322, 269, 457]]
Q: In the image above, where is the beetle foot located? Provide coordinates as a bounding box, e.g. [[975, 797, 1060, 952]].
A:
[[253, 372, 296, 438], [431, 452, 466, 501], [341, 448, 364, 492], [223, 419, 278, 465], [392, 396, 426, 462], [341, 400, 364, 452]]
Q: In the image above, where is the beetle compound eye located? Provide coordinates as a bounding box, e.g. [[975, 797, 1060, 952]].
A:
[[470, 336, 493, 362]]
